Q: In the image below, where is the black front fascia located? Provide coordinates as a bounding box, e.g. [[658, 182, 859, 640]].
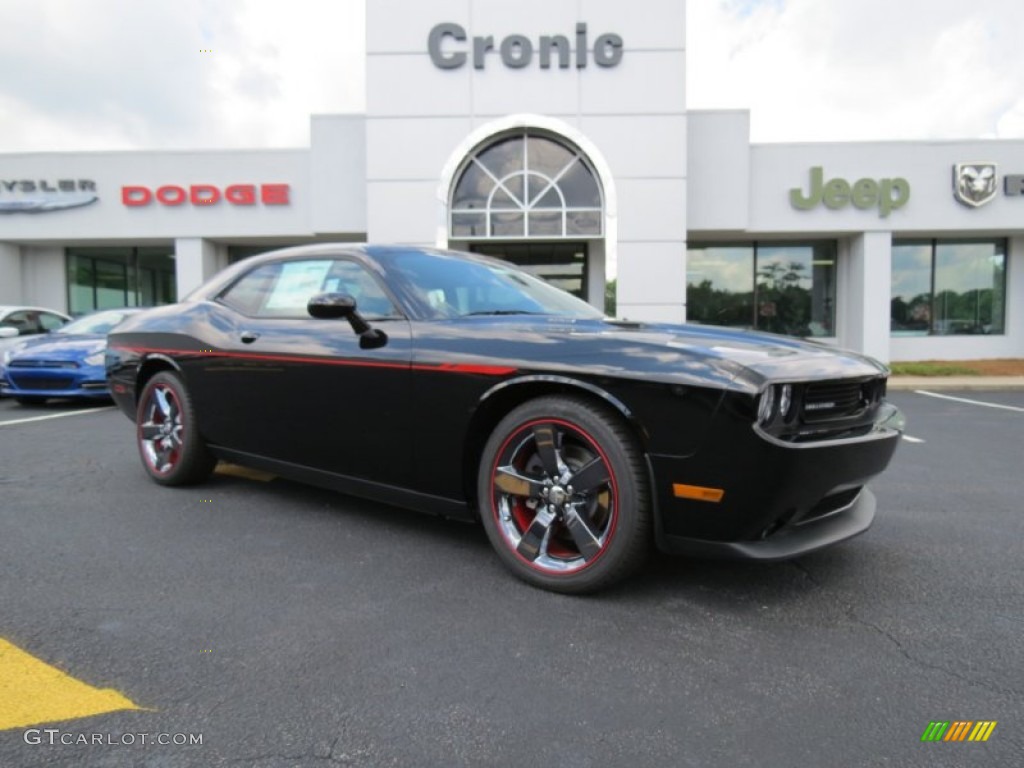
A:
[[649, 405, 900, 546]]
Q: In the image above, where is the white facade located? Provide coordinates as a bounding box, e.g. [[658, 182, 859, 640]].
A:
[[0, 0, 1021, 362]]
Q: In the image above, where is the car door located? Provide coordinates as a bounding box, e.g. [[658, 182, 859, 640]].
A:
[[193, 256, 414, 487]]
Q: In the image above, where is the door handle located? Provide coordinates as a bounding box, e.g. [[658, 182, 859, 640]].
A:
[[240, 331, 260, 344]]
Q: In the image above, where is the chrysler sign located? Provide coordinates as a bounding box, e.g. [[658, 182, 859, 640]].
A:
[[0, 178, 98, 214]]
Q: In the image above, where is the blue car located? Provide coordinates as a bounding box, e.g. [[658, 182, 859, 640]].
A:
[[1, 309, 141, 404]]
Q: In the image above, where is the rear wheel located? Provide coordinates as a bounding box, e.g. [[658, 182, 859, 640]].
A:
[[477, 396, 651, 594], [136, 371, 216, 486]]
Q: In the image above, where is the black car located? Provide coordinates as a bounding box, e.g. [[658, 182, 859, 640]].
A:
[[107, 244, 903, 593]]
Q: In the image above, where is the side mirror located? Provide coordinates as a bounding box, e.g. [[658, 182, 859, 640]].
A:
[[0, 327, 18, 339], [308, 292, 358, 321], [307, 292, 388, 349]]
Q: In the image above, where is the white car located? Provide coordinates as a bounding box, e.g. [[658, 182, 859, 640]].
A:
[[0, 305, 72, 354]]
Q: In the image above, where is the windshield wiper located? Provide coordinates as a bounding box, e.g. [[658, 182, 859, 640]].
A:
[[462, 310, 541, 316]]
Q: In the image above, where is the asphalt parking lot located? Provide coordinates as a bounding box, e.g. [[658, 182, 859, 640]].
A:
[[0, 390, 1021, 767]]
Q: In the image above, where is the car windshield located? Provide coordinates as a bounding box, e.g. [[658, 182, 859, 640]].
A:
[[57, 310, 130, 335], [387, 249, 604, 320]]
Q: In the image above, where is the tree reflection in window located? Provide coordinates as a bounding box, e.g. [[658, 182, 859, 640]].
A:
[[891, 239, 1006, 336], [450, 132, 603, 239], [686, 242, 837, 338]]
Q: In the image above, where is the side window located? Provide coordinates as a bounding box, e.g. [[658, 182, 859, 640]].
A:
[[261, 260, 335, 316], [220, 259, 399, 319], [39, 312, 67, 331], [322, 261, 398, 318], [219, 263, 282, 315], [2, 311, 42, 336]]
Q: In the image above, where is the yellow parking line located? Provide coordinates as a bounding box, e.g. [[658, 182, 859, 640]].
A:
[[0, 638, 140, 730]]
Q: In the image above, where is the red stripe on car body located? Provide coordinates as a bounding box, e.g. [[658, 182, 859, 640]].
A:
[[108, 345, 516, 376]]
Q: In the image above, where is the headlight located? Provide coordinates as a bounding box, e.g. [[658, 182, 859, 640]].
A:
[[758, 384, 795, 426], [85, 351, 105, 366], [757, 386, 776, 424], [1, 349, 13, 366], [778, 384, 793, 421]]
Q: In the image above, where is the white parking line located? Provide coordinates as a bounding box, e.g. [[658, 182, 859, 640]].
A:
[[902, 435, 925, 443], [914, 390, 1024, 413], [0, 406, 113, 427]]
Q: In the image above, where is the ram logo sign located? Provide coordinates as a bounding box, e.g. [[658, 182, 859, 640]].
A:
[[953, 163, 998, 208]]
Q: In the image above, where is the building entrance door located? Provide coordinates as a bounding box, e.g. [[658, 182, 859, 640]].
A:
[[469, 242, 589, 302]]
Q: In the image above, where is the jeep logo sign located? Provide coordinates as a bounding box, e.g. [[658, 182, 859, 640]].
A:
[[428, 23, 623, 70], [790, 166, 910, 218]]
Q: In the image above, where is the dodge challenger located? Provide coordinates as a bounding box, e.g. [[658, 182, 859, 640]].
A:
[[107, 244, 903, 593]]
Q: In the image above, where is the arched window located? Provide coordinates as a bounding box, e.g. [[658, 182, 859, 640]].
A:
[[449, 131, 603, 240]]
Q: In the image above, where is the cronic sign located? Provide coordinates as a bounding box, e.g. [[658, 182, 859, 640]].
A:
[[428, 22, 623, 70]]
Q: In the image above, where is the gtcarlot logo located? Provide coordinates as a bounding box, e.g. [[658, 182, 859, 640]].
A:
[[920, 720, 997, 742], [23, 729, 203, 746]]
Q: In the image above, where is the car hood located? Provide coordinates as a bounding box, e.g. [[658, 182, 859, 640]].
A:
[[7, 334, 106, 361], [426, 316, 887, 395], [593, 320, 886, 380]]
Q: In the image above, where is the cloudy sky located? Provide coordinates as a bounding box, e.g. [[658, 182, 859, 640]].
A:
[[0, 0, 1020, 153]]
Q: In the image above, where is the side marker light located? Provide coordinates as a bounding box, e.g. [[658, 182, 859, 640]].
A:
[[673, 483, 725, 503]]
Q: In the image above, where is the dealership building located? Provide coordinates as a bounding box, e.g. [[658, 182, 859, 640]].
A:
[[0, 0, 1021, 363]]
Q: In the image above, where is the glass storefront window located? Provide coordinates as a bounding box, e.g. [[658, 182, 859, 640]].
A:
[[890, 243, 931, 335], [685, 245, 755, 330], [686, 242, 837, 337], [891, 239, 1006, 336], [66, 246, 175, 315]]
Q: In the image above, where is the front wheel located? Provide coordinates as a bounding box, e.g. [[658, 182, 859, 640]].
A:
[[477, 396, 651, 594], [136, 371, 216, 486]]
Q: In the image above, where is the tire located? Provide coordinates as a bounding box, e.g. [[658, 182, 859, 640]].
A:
[[15, 396, 47, 406], [135, 371, 216, 486], [477, 395, 651, 594]]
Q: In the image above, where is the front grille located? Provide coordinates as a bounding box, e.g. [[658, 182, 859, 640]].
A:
[[8, 360, 79, 369], [9, 375, 74, 390], [802, 380, 867, 422], [756, 376, 888, 444]]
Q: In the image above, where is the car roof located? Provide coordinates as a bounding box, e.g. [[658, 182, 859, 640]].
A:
[[0, 305, 71, 316], [185, 243, 513, 302]]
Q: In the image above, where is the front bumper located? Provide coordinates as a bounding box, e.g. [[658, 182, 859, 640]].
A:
[[1, 367, 111, 399], [657, 486, 876, 560], [649, 404, 902, 559]]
